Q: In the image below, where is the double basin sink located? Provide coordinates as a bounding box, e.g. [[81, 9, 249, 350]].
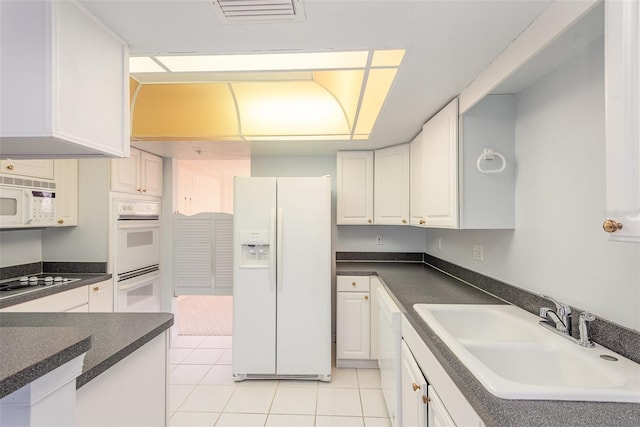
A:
[[413, 304, 640, 402]]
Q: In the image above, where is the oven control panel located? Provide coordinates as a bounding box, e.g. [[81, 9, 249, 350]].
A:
[[116, 200, 160, 218]]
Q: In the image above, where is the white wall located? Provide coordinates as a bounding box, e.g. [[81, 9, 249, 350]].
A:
[[42, 159, 111, 263], [0, 229, 42, 267], [336, 225, 425, 253], [425, 37, 640, 332]]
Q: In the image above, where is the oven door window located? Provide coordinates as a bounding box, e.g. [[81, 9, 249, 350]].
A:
[[117, 221, 160, 274], [118, 277, 160, 312]]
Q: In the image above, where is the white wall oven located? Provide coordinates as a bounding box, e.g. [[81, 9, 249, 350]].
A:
[[114, 198, 161, 312]]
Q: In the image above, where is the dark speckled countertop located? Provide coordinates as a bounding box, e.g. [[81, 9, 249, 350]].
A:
[[337, 261, 640, 427], [0, 312, 173, 398]]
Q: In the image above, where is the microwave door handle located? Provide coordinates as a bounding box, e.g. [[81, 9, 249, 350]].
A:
[[23, 190, 33, 224]]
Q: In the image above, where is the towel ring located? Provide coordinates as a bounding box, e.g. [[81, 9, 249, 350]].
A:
[[476, 148, 506, 174]]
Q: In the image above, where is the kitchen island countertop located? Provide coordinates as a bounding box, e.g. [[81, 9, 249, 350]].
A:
[[337, 261, 640, 427], [0, 312, 173, 398]]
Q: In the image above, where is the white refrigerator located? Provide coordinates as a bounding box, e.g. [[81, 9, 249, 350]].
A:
[[232, 176, 332, 381]]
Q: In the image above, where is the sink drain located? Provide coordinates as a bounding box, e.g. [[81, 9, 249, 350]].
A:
[[600, 354, 618, 362]]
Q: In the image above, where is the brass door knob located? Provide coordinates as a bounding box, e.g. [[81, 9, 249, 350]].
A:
[[602, 219, 623, 233], [412, 383, 421, 391], [419, 219, 425, 225], [422, 395, 430, 404], [6, 164, 14, 170], [57, 219, 64, 224]]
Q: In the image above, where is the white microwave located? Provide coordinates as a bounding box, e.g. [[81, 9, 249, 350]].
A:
[[0, 183, 57, 229]]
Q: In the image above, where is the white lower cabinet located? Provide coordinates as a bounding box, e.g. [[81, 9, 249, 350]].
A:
[[336, 291, 370, 360], [401, 340, 429, 427], [402, 315, 484, 427], [88, 280, 114, 312], [428, 385, 457, 427], [75, 332, 168, 426], [336, 275, 380, 368], [0, 286, 88, 313]]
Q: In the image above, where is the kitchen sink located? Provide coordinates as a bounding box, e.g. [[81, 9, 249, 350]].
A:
[[413, 304, 640, 402]]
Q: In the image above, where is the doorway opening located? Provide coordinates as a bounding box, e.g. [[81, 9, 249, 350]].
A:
[[175, 295, 232, 336]]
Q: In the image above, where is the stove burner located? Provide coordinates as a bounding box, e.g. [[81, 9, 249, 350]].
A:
[[0, 274, 81, 292]]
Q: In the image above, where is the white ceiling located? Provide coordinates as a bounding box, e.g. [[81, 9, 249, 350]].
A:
[[79, 0, 552, 159]]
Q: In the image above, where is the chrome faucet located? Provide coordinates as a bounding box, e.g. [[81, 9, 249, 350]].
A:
[[538, 294, 572, 335]]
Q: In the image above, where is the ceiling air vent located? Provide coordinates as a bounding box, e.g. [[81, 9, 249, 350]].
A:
[[212, 0, 305, 23]]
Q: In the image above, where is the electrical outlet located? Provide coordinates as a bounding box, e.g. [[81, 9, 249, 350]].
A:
[[473, 244, 483, 261], [376, 234, 383, 245]]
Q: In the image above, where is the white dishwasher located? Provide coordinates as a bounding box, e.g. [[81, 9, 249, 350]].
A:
[[377, 286, 403, 427]]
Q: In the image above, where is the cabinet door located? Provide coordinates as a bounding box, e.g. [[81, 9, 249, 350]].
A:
[[410, 132, 425, 227], [53, 159, 78, 226], [140, 151, 163, 196], [0, 1, 128, 158], [375, 144, 410, 225], [88, 280, 114, 312], [427, 385, 456, 427], [0, 160, 54, 180], [422, 99, 459, 228], [336, 291, 370, 359], [604, 0, 640, 241], [0, 286, 88, 312], [111, 147, 141, 194], [401, 341, 428, 427], [337, 151, 374, 225]]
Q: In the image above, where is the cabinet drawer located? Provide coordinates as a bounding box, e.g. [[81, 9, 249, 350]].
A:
[[337, 276, 370, 292], [1, 286, 88, 312]]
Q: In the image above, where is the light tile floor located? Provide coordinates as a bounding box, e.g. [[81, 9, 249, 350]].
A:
[[169, 335, 391, 427]]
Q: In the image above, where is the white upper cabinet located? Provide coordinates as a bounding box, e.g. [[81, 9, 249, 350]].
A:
[[374, 144, 410, 225], [53, 159, 78, 226], [410, 132, 425, 227], [111, 148, 163, 197], [411, 96, 515, 230], [604, 0, 639, 241], [422, 99, 459, 228], [0, 0, 129, 158], [337, 151, 374, 225], [0, 160, 54, 180]]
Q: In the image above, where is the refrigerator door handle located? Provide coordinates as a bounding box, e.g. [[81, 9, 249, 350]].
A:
[[270, 208, 277, 291], [277, 208, 284, 291]]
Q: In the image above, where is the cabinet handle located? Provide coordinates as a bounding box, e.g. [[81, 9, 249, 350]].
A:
[[602, 219, 623, 233], [352, 282, 357, 287], [419, 219, 425, 225], [57, 219, 64, 224], [142, 189, 147, 193], [6, 164, 14, 170], [93, 287, 100, 292], [364, 295, 369, 300], [412, 383, 421, 391], [368, 219, 372, 224], [137, 188, 142, 192], [422, 395, 430, 404], [402, 219, 407, 224]]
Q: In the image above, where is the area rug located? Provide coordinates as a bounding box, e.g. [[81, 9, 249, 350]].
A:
[[176, 295, 233, 336]]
